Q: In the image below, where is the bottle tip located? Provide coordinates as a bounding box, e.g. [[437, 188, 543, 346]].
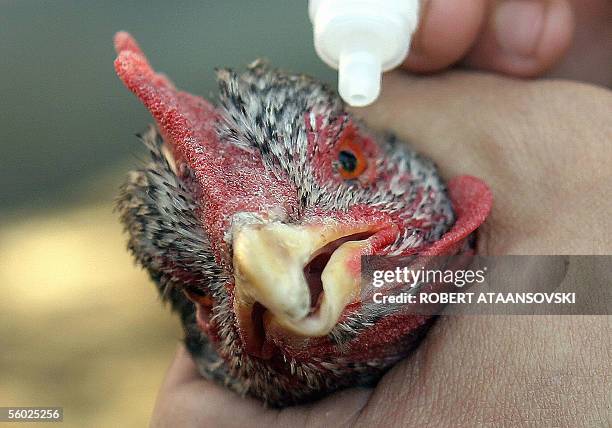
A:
[[338, 51, 381, 107]]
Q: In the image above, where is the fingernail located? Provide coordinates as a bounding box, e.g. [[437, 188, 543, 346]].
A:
[[494, 1, 546, 58]]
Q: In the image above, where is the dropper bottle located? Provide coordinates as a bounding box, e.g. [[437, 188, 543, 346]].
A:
[[309, 0, 420, 107]]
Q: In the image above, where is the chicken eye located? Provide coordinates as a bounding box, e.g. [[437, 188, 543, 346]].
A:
[[337, 147, 367, 180], [338, 150, 357, 173]]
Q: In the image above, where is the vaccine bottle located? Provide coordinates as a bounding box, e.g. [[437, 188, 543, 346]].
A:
[[309, 0, 420, 107]]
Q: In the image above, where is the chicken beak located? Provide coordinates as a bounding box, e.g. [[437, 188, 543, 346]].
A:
[[233, 221, 374, 337]]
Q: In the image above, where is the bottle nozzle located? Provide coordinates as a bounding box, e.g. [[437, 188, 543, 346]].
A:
[[338, 51, 381, 107]]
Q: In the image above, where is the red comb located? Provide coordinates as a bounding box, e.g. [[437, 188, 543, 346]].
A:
[[113, 31, 218, 165], [114, 31, 145, 56]]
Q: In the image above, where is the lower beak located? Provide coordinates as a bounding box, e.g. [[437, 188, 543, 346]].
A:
[[232, 221, 377, 338]]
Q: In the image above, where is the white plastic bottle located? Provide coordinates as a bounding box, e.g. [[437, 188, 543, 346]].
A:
[[309, 0, 420, 107]]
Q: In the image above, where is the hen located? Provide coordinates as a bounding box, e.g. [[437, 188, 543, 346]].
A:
[[114, 32, 492, 407]]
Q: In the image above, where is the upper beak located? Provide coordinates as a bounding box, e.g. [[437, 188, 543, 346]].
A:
[[232, 220, 378, 338]]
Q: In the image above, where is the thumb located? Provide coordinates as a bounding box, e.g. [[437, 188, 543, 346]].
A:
[[405, 0, 574, 77]]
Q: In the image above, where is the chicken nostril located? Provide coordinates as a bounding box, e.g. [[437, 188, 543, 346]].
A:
[[250, 302, 267, 346], [303, 252, 329, 312], [303, 231, 376, 313]]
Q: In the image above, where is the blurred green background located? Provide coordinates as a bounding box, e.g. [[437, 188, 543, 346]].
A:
[[0, 1, 334, 426]]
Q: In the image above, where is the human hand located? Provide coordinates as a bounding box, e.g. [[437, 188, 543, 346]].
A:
[[150, 72, 612, 427], [403, 0, 611, 86]]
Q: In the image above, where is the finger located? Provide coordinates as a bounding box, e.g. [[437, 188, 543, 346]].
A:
[[464, 0, 575, 77], [151, 345, 276, 428], [404, 0, 488, 72], [547, 0, 612, 86], [160, 344, 202, 388]]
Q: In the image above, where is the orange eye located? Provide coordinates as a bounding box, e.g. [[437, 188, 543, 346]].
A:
[[337, 136, 368, 180]]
